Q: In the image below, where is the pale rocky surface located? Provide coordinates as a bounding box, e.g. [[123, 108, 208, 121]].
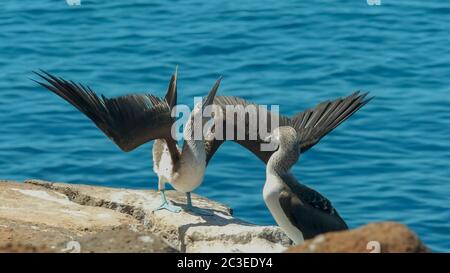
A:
[[0, 179, 291, 253], [286, 222, 429, 253], [1, 179, 427, 253], [0, 243, 52, 253], [0, 180, 175, 252]]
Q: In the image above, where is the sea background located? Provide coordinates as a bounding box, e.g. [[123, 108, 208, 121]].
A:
[[1, 0, 449, 251]]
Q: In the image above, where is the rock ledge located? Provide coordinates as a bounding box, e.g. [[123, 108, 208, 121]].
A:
[[0, 179, 428, 253], [0, 179, 290, 253]]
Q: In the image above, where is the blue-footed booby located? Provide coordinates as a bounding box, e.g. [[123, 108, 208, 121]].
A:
[[33, 70, 221, 215], [263, 126, 348, 244], [201, 93, 370, 238]]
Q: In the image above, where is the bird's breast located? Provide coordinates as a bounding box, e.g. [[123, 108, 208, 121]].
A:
[[263, 174, 304, 245], [263, 173, 283, 202], [170, 159, 206, 193]]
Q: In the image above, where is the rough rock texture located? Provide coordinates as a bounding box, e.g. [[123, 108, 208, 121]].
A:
[[76, 226, 177, 253], [0, 243, 52, 253], [1, 179, 427, 253], [0, 180, 175, 253], [286, 222, 429, 253], [0, 179, 290, 253]]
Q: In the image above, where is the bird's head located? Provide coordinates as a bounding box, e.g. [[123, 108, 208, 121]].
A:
[[265, 126, 301, 172], [263, 126, 299, 151]]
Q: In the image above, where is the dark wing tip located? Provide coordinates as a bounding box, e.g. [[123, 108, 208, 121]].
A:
[[32, 69, 49, 81], [355, 91, 374, 107], [203, 77, 222, 107], [33, 69, 55, 80], [164, 67, 178, 109], [32, 70, 69, 89]]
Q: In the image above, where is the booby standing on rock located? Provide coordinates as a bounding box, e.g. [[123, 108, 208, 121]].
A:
[[151, 78, 222, 215], [32, 69, 221, 215], [263, 126, 348, 245]]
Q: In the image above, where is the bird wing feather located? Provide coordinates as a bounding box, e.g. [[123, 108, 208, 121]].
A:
[[33, 70, 175, 152], [278, 175, 348, 239], [204, 96, 290, 164], [205, 92, 372, 164]]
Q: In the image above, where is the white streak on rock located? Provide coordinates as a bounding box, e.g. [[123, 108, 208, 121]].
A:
[[96, 213, 112, 219], [139, 236, 154, 244], [12, 189, 74, 206], [60, 209, 89, 218]]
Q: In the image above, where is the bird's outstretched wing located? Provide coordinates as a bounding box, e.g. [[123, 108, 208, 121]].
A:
[[204, 92, 372, 164], [292, 91, 372, 152], [33, 70, 177, 152]]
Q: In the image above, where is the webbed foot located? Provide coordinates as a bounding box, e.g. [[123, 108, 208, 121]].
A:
[[152, 190, 182, 213], [153, 200, 182, 213]]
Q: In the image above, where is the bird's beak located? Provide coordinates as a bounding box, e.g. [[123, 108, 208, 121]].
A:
[[260, 133, 279, 152], [262, 134, 272, 144]]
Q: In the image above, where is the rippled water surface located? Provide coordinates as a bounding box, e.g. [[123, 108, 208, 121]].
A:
[[1, 1, 449, 251]]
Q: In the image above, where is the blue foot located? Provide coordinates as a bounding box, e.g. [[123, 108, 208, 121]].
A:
[[153, 200, 182, 213], [153, 190, 182, 213]]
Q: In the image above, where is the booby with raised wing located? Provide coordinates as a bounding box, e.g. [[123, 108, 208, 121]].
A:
[[262, 126, 348, 244], [32, 70, 221, 215], [205, 92, 372, 164]]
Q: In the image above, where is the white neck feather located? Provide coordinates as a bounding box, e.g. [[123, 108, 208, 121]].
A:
[[165, 110, 207, 193], [181, 111, 206, 163]]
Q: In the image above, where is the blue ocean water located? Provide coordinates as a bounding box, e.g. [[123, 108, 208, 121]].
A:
[[1, 0, 449, 251]]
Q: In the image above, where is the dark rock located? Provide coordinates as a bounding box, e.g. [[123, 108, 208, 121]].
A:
[[286, 222, 429, 253]]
